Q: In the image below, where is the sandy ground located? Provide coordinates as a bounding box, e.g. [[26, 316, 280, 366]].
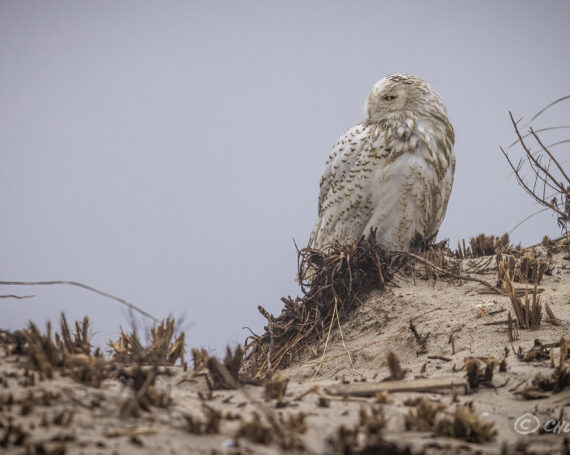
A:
[[1, 243, 569, 454]]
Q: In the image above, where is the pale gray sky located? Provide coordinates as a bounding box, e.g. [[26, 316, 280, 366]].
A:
[[1, 1, 569, 354]]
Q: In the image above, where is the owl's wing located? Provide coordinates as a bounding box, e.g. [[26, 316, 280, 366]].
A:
[[432, 145, 456, 236], [310, 123, 381, 248], [317, 124, 371, 215]]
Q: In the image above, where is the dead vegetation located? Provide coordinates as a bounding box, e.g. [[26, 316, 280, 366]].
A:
[[328, 406, 411, 455], [264, 370, 289, 401], [117, 365, 172, 417], [464, 357, 499, 390], [191, 345, 256, 391], [108, 317, 185, 366], [517, 338, 570, 399], [455, 233, 515, 259], [3, 314, 187, 408], [183, 404, 222, 435], [234, 410, 307, 450], [385, 350, 408, 381], [235, 412, 274, 445], [501, 104, 570, 239], [496, 253, 549, 286], [242, 228, 551, 379], [244, 230, 392, 377], [502, 278, 543, 330], [405, 398, 497, 444], [532, 338, 569, 394], [4, 314, 107, 386]]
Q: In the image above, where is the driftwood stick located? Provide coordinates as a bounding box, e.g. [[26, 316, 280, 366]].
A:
[[325, 376, 467, 397]]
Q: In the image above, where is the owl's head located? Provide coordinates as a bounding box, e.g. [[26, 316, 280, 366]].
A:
[[364, 74, 449, 124]]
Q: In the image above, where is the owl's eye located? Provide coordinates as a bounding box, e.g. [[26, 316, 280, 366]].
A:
[[384, 95, 396, 101]]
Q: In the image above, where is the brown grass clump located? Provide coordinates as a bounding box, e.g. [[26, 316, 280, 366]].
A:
[[464, 357, 499, 389], [532, 338, 570, 394], [235, 412, 273, 445], [520, 339, 551, 362], [183, 404, 222, 435], [234, 410, 306, 450], [109, 317, 185, 365], [385, 350, 407, 380], [281, 412, 307, 435], [436, 403, 497, 444], [190, 345, 257, 391], [328, 406, 410, 455], [455, 233, 514, 258], [405, 398, 496, 443], [264, 370, 289, 401], [12, 314, 107, 386], [496, 253, 549, 285], [244, 230, 392, 377], [206, 345, 249, 390], [358, 406, 386, 436], [502, 278, 542, 329], [191, 347, 210, 370], [118, 365, 172, 417]]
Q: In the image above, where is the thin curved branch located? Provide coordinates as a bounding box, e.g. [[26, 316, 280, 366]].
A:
[[510, 113, 565, 193], [0, 280, 159, 323], [500, 146, 568, 220], [508, 125, 570, 149], [530, 128, 570, 184], [509, 207, 549, 235], [0, 294, 35, 300], [522, 95, 570, 128]]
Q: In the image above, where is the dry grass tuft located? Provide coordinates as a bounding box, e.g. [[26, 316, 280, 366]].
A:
[[206, 345, 248, 390], [531, 338, 570, 394], [328, 406, 410, 455], [385, 350, 407, 380], [497, 253, 549, 286], [12, 314, 107, 386], [520, 339, 551, 362], [264, 370, 289, 401], [358, 406, 386, 435], [281, 412, 307, 435], [235, 412, 273, 445], [455, 233, 515, 259], [244, 230, 391, 377], [191, 347, 210, 370], [183, 404, 222, 435], [109, 317, 185, 365], [464, 357, 499, 389], [405, 398, 496, 443], [502, 277, 543, 330], [436, 403, 497, 443], [117, 365, 172, 416], [189, 345, 256, 391]]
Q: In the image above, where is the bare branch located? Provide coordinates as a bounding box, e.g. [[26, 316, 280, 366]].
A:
[[0, 294, 35, 300], [0, 280, 159, 323], [510, 113, 565, 193], [501, 105, 570, 230], [530, 127, 570, 184], [509, 207, 549, 235], [500, 146, 566, 220], [508, 125, 570, 149]]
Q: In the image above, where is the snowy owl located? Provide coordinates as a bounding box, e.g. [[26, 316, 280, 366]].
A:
[[309, 74, 455, 252]]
